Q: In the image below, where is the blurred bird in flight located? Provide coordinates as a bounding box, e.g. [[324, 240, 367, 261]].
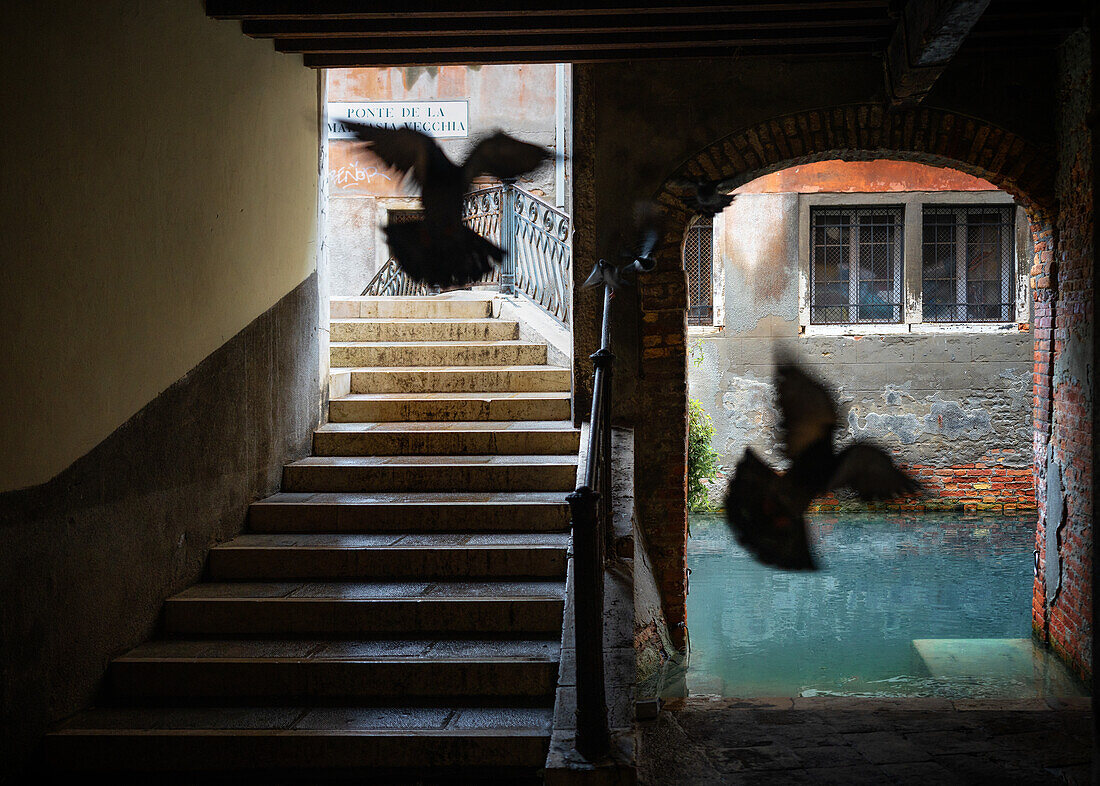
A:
[[341, 121, 552, 287], [725, 358, 920, 570], [669, 176, 737, 217], [582, 200, 663, 291]]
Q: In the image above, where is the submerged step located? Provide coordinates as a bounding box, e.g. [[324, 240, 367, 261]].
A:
[[208, 532, 569, 580], [109, 638, 560, 701], [248, 492, 572, 533], [349, 365, 571, 394], [331, 296, 492, 320], [330, 341, 547, 369], [282, 455, 578, 493], [48, 705, 551, 772], [163, 581, 566, 636], [328, 392, 571, 423], [313, 421, 581, 456], [331, 318, 518, 343]]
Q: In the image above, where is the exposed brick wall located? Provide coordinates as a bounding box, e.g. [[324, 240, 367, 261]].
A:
[[1032, 29, 1094, 685], [810, 461, 1035, 514], [639, 104, 1063, 656]]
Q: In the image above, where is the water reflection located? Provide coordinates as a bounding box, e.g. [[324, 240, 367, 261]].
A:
[[685, 512, 1087, 698]]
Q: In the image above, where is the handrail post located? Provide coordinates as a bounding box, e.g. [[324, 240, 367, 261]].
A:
[[567, 484, 610, 760], [499, 178, 517, 295]]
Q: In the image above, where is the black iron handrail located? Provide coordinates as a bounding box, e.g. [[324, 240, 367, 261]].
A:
[[567, 253, 655, 760]]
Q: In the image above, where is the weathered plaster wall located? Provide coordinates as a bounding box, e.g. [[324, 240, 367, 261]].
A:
[[1033, 28, 1094, 684], [0, 2, 320, 493], [325, 65, 569, 295], [575, 49, 1060, 650], [0, 3, 323, 776]]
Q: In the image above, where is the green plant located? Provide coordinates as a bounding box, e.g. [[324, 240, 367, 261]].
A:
[[688, 399, 721, 512]]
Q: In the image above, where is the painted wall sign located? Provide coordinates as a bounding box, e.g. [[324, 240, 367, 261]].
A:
[[327, 101, 469, 139]]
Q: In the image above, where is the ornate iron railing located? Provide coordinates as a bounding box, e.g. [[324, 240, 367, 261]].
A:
[[361, 182, 571, 324], [360, 257, 432, 297], [513, 188, 572, 323]]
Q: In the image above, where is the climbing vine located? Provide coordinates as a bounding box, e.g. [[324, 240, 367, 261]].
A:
[[688, 399, 721, 512]]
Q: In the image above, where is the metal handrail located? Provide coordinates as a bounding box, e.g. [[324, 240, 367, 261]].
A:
[[566, 251, 654, 761], [566, 283, 615, 759], [360, 182, 572, 325]]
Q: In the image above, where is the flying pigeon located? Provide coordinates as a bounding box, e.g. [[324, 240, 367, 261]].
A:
[[582, 201, 663, 291], [725, 358, 920, 570], [669, 176, 737, 217], [341, 121, 552, 287]]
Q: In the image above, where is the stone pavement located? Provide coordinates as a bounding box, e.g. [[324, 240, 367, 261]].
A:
[[638, 696, 1093, 785]]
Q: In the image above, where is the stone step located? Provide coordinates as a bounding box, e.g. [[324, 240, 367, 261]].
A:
[[329, 392, 571, 423], [330, 318, 518, 343], [47, 706, 551, 772], [162, 581, 565, 636], [248, 492, 571, 533], [313, 421, 581, 456], [349, 365, 571, 394], [330, 341, 546, 369], [207, 533, 569, 580], [282, 455, 578, 493], [331, 296, 492, 320], [108, 638, 560, 701]]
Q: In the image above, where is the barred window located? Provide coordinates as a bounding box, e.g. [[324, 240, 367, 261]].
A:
[[685, 216, 714, 326], [922, 205, 1014, 322], [810, 206, 903, 324]]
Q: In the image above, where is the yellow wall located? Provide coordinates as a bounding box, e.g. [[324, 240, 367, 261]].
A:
[[0, 2, 320, 491]]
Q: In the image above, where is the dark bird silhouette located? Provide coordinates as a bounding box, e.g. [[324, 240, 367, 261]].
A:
[[725, 358, 920, 570], [583, 201, 663, 291], [341, 121, 552, 287], [669, 176, 737, 217]]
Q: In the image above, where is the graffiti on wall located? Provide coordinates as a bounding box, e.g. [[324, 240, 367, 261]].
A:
[[329, 161, 393, 189]]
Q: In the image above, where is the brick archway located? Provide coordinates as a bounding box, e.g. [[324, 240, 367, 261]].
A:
[[637, 104, 1060, 654]]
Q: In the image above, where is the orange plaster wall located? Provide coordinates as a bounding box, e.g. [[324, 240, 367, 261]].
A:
[[734, 159, 1000, 194]]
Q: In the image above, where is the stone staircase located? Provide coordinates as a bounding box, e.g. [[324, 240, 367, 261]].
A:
[[47, 294, 579, 781]]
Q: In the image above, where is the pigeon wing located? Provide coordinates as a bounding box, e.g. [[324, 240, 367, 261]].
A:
[[340, 121, 436, 186], [462, 131, 551, 185], [725, 449, 818, 571], [383, 222, 502, 288], [775, 361, 838, 460], [627, 200, 663, 264], [829, 442, 920, 501]]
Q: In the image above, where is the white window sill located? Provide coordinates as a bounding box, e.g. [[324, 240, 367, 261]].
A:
[[801, 322, 1027, 336], [688, 325, 724, 336]]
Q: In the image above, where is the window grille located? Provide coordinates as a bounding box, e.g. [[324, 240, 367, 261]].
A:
[[386, 208, 424, 225], [684, 216, 714, 326], [810, 206, 903, 324], [921, 205, 1014, 322]]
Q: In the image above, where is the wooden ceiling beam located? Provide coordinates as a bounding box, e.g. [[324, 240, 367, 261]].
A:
[[207, 0, 890, 20], [884, 0, 991, 107], [303, 43, 879, 68], [242, 10, 892, 38], [277, 29, 886, 55]]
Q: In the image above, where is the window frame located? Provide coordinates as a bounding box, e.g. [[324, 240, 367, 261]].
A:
[[808, 204, 905, 326], [797, 190, 1029, 335], [685, 213, 725, 335]]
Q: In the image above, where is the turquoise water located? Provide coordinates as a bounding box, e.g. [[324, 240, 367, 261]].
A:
[[684, 512, 1088, 698]]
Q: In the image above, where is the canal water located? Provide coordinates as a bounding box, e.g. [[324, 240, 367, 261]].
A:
[[684, 512, 1088, 698]]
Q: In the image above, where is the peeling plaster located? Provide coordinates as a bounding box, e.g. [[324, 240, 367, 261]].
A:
[[924, 399, 994, 439], [1044, 447, 1065, 604], [882, 382, 914, 406], [1053, 321, 1094, 395]]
